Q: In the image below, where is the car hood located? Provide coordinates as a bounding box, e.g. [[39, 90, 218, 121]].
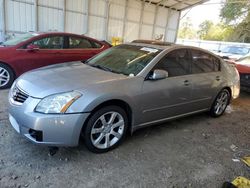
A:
[[0, 45, 13, 48], [16, 62, 126, 98]]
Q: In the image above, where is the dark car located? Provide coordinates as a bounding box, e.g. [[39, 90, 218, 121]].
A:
[[0, 32, 110, 89]]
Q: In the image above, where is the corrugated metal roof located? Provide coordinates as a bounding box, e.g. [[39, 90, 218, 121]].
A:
[[142, 0, 209, 11]]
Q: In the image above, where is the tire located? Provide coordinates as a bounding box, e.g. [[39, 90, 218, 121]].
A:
[[0, 63, 15, 89], [210, 89, 230, 117], [83, 106, 128, 153]]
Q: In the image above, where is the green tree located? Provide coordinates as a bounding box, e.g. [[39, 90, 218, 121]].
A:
[[198, 20, 213, 40], [178, 17, 197, 39], [197, 20, 234, 41], [220, 0, 250, 42]]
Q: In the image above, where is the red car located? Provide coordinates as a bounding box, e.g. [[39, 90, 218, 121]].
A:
[[235, 57, 250, 89], [226, 56, 250, 88], [0, 32, 110, 89]]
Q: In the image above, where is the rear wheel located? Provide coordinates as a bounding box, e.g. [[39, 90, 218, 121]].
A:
[[83, 106, 128, 153], [210, 89, 230, 117], [0, 63, 15, 89]]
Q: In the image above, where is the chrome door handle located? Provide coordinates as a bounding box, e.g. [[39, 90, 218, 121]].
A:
[[216, 76, 221, 81]]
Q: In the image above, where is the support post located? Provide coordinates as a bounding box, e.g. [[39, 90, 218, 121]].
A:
[[152, 5, 158, 40], [152, 0, 168, 40], [164, 9, 171, 42], [122, 0, 128, 42], [85, 0, 89, 35], [34, 0, 38, 31], [174, 11, 180, 43], [62, 0, 66, 31], [138, 1, 145, 39], [0, 0, 6, 42], [104, 0, 110, 40]]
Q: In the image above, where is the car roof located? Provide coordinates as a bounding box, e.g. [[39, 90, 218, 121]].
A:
[[125, 41, 224, 60], [132, 40, 174, 46], [29, 31, 81, 36], [128, 40, 182, 50]]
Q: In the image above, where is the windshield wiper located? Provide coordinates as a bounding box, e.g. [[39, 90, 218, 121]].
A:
[[91, 64, 113, 72], [90, 64, 124, 75]]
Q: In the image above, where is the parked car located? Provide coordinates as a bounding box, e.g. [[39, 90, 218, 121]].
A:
[[214, 46, 250, 60], [227, 56, 250, 88], [0, 32, 110, 89], [8, 42, 240, 153]]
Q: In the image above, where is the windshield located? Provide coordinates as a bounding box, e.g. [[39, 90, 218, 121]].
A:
[[221, 46, 250, 55], [87, 45, 161, 76], [2, 33, 38, 46]]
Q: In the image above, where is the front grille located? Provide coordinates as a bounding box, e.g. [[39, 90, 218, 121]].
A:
[[11, 86, 29, 104]]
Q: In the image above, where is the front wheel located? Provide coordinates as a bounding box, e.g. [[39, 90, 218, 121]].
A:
[[83, 106, 128, 153], [0, 63, 15, 89], [210, 89, 230, 117]]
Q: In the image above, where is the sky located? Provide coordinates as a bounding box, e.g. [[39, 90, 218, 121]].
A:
[[180, 0, 224, 29]]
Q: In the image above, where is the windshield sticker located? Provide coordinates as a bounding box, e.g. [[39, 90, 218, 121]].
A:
[[140, 47, 158, 53]]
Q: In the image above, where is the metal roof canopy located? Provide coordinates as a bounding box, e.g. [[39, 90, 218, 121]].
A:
[[142, 0, 209, 11], [0, 0, 210, 44]]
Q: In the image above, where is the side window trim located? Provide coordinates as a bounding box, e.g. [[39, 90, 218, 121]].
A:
[[190, 49, 221, 74], [23, 35, 65, 50]]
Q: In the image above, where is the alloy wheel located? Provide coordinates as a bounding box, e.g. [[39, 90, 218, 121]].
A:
[[90, 111, 125, 149], [214, 90, 229, 115], [0, 67, 10, 87]]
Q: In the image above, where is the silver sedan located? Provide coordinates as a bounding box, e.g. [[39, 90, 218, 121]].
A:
[[8, 42, 240, 153]]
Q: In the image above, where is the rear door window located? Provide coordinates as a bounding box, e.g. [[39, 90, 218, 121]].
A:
[[69, 37, 94, 49], [190, 49, 220, 74], [91, 41, 102, 48]]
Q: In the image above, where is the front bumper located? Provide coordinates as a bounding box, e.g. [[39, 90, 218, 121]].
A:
[[9, 96, 90, 147]]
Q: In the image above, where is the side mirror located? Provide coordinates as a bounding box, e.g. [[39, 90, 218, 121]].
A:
[[26, 44, 40, 52], [149, 69, 168, 80]]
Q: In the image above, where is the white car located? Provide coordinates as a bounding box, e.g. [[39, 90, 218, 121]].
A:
[[215, 46, 250, 60]]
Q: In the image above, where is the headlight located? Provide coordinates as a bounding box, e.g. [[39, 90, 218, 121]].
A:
[[35, 91, 82, 114]]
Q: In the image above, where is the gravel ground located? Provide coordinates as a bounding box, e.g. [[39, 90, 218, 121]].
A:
[[0, 89, 249, 188]]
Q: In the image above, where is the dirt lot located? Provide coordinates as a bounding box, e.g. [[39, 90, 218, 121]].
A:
[[0, 89, 249, 188]]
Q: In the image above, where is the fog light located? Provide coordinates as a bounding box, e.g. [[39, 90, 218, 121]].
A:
[[29, 129, 43, 142]]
